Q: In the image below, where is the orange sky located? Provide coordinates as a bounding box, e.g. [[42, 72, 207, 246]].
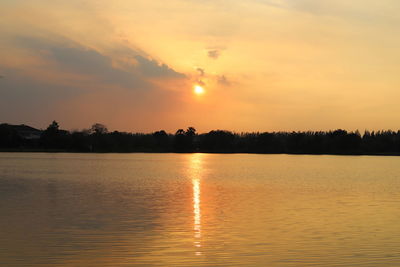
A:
[[1, 0, 400, 133]]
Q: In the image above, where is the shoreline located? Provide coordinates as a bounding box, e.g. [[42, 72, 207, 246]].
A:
[[1, 149, 399, 157]]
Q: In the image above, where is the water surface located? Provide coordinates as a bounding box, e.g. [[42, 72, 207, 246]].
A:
[[1, 153, 400, 266]]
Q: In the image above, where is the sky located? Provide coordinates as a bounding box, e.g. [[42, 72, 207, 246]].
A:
[[1, 0, 400, 133]]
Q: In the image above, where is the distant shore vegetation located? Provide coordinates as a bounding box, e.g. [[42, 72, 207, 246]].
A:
[[1, 121, 400, 155]]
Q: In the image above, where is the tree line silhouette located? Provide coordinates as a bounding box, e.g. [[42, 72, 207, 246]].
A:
[[1, 121, 400, 155]]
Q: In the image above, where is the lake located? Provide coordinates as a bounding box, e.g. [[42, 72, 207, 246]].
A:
[[1, 153, 400, 266]]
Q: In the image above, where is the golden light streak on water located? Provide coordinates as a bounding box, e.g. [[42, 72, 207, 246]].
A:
[[190, 154, 203, 256], [193, 179, 201, 242]]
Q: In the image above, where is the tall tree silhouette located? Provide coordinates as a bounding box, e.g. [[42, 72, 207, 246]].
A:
[[153, 130, 170, 151], [185, 127, 196, 151], [40, 121, 68, 149], [174, 129, 187, 152]]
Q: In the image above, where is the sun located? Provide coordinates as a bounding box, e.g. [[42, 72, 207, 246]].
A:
[[194, 85, 205, 95]]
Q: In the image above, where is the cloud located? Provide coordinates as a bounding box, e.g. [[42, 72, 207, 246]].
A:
[[11, 35, 186, 89], [207, 49, 221, 59], [197, 80, 206, 86], [0, 68, 84, 125], [0, 34, 189, 129], [217, 75, 231, 86], [134, 55, 186, 79], [192, 66, 230, 87], [196, 68, 205, 76], [257, 0, 400, 23], [52, 47, 150, 89]]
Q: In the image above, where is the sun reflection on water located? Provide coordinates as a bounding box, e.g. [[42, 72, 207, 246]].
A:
[[190, 154, 203, 256]]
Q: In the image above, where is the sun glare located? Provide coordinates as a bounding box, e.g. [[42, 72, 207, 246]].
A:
[[194, 85, 205, 95]]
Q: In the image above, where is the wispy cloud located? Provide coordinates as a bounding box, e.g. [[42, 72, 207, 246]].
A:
[[257, 0, 400, 24], [196, 68, 205, 76], [207, 49, 221, 59], [217, 75, 231, 86]]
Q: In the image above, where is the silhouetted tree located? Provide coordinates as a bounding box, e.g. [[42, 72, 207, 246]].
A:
[[153, 130, 171, 151], [186, 127, 196, 137], [91, 123, 108, 135], [40, 121, 69, 149], [185, 127, 196, 151], [47, 120, 59, 133], [201, 130, 235, 152], [174, 128, 187, 152], [3, 121, 400, 155]]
